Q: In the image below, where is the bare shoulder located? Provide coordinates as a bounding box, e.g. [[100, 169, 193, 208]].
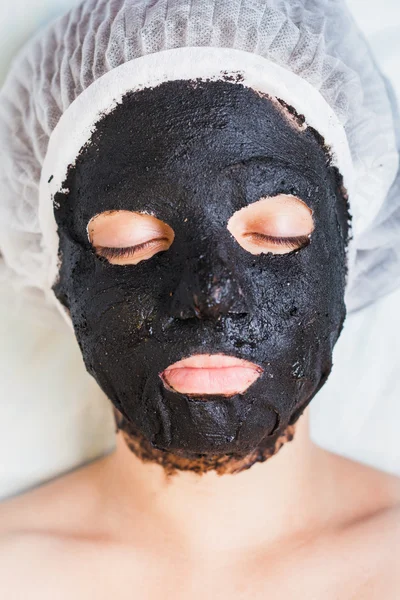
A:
[[320, 448, 400, 515], [0, 473, 118, 600], [0, 458, 124, 598], [0, 487, 71, 598], [0, 530, 115, 600], [0, 530, 69, 571], [334, 501, 400, 598], [0, 454, 112, 539], [320, 450, 400, 590]]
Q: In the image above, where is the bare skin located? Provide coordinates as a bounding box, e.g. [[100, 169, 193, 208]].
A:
[[1, 408, 400, 599]]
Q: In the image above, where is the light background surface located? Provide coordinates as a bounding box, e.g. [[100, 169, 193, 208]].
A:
[[0, 0, 399, 499]]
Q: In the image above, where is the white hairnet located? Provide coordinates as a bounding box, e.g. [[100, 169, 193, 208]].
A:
[[0, 0, 399, 323]]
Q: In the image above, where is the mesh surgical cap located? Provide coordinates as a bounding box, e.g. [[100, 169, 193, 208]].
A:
[[0, 0, 399, 324]]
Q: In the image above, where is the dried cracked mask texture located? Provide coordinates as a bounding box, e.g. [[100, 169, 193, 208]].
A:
[[53, 79, 351, 475]]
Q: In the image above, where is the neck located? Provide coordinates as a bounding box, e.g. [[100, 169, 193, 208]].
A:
[[95, 409, 334, 556]]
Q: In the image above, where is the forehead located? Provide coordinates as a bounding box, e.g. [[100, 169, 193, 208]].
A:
[[57, 79, 339, 228], [73, 80, 330, 174]]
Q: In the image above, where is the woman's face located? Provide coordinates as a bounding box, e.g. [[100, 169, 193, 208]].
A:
[[53, 80, 350, 471]]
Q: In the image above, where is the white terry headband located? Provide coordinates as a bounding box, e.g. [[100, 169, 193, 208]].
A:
[[38, 46, 356, 322]]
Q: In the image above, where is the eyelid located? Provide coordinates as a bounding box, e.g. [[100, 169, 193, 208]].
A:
[[95, 237, 170, 260], [244, 232, 311, 248], [87, 210, 173, 249]]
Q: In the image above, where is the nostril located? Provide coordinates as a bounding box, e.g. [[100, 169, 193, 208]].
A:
[[230, 312, 248, 319]]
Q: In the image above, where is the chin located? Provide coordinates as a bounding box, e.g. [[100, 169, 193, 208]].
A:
[[114, 407, 296, 476]]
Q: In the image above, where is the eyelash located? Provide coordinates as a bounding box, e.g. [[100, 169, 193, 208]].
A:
[[95, 238, 169, 260], [95, 233, 311, 260], [244, 232, 311, 250]]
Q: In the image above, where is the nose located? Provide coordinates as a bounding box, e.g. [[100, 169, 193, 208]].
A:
[[168, 250, 249, 321]]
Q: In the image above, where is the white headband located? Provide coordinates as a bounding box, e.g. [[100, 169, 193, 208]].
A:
[[38, 46, 356, 323]]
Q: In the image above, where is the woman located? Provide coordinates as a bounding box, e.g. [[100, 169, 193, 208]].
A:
[[1, 0, 400, 597]]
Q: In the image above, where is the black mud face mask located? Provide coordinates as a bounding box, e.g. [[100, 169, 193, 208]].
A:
[[53, 80, 350, 465]]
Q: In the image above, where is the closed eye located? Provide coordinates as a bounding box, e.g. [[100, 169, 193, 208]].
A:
[[87, 211, 175, 265], [95, 237, 170, 261], [227, 194, 314, 255], [243, 232, 311, 250]]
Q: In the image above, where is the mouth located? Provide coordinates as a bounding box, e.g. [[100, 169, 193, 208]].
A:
[[159, 353, 263, 396]]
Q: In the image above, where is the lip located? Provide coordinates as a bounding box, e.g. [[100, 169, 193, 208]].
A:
[[159, 353, 263, 396]]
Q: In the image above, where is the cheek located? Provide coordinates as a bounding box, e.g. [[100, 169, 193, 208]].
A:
[[62, 246, 164, 356], [72, 279, 157, 350], [249, 246, 346, 350], [251, 252, 324, 315]]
